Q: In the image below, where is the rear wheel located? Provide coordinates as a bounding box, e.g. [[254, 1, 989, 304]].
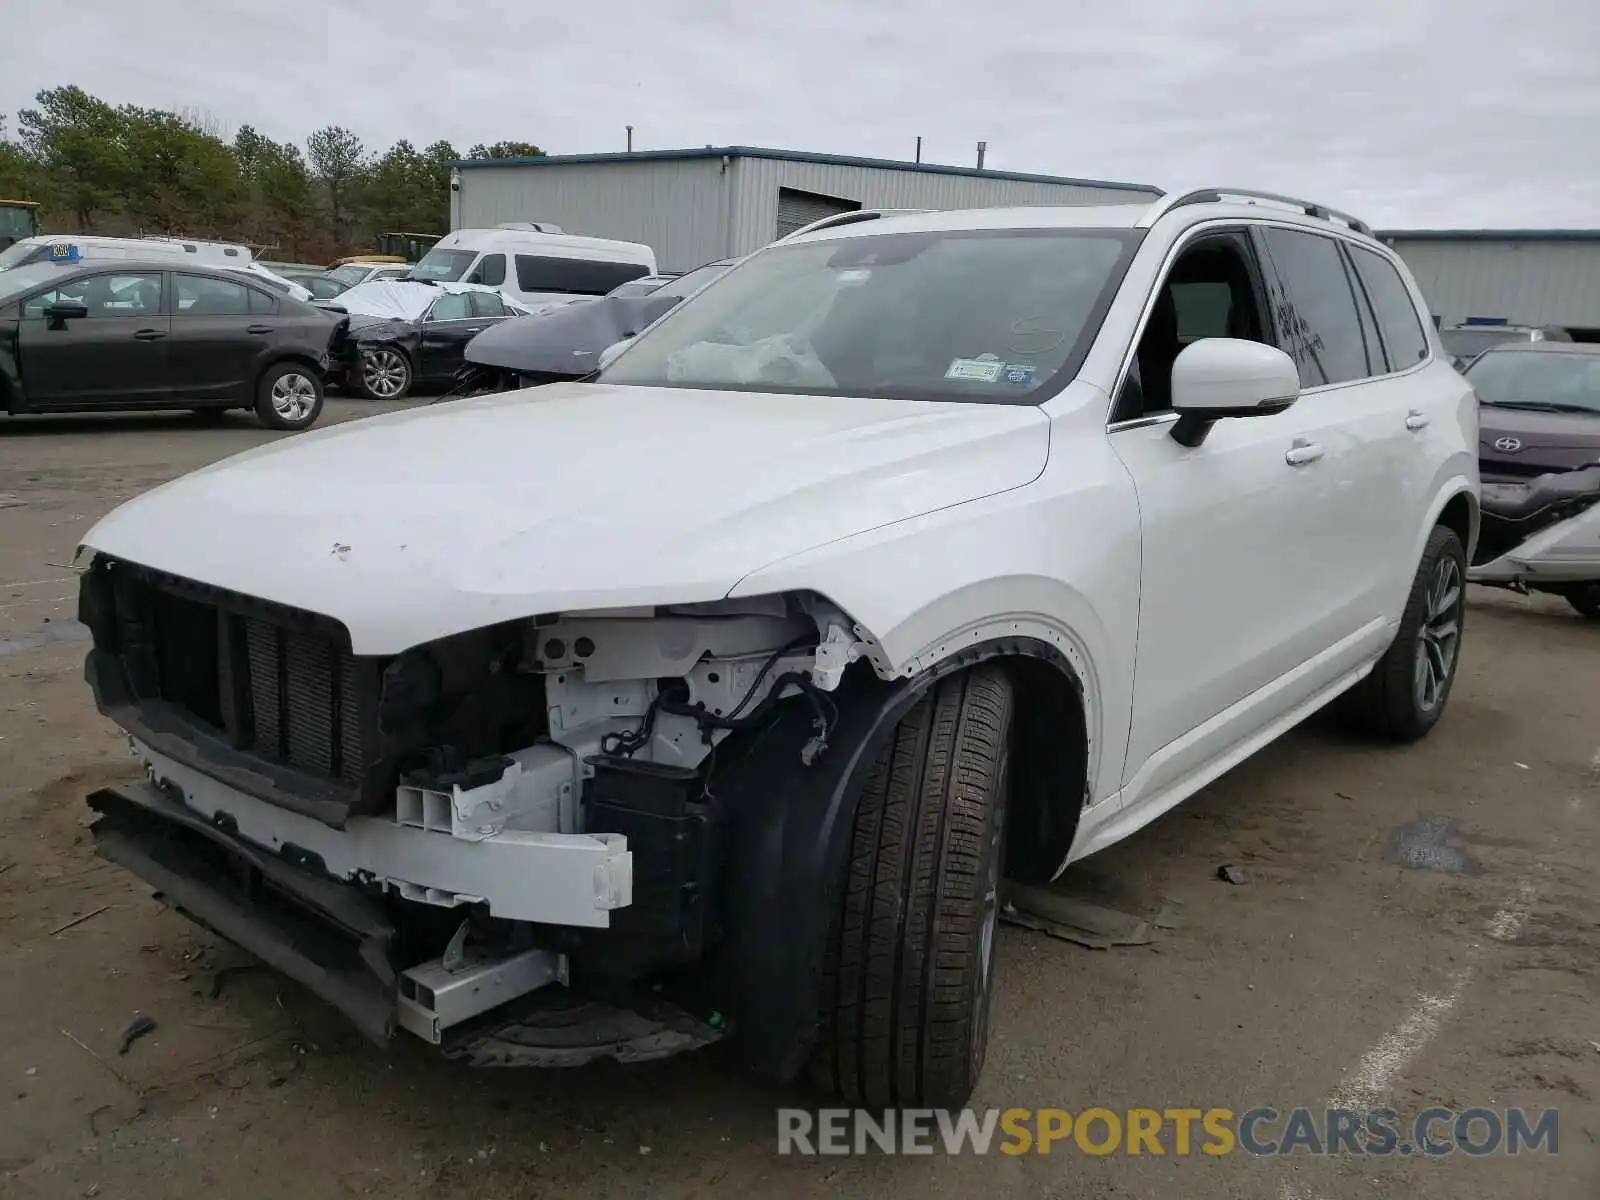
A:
[[812, 664, 1013, 1109], [254, 363, 324, 431], [358, 347, 413, 401], [1566, 585, 1600, 620], [1339, 524, 1467, 739]]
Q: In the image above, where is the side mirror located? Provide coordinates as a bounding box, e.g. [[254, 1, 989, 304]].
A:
[[1169, 338, 1300, 448], [596, 336, 634, 371], [43, 300, 89, 328]]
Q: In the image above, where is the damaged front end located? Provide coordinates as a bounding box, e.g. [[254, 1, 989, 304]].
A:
[[79, 553, 874, 1067]]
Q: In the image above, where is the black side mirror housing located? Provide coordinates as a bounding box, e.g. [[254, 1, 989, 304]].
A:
[[43, 301, 89, 328]]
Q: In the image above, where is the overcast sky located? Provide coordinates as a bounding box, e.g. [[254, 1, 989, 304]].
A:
[[4, 0, 1597, 228]]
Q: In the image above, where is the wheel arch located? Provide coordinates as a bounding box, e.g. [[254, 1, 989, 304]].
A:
[[256, 351, 327, 388], [706, 633, 1088, 1084]]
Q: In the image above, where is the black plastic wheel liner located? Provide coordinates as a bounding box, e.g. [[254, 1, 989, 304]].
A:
[[707, 638, 1082, 1084]]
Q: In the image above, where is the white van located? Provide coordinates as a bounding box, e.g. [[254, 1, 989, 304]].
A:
[[409, 224, 657, 308], [0, 233, 255, 272]]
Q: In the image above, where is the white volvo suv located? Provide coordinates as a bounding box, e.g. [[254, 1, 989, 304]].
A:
[[77, 188, 1477, 1110]]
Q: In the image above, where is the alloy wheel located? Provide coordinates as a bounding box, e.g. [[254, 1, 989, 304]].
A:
[[362, 350, 409, 399], [1414, 554, 1463, 713], [270, 372, 318, 422]]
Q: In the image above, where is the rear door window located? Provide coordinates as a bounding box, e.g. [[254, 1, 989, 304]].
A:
[[514, 255, 651, 296], [1254, 227, 1372, 387], [176, 273, 251, 316], [1349, 247, 1430, 372], [468, 291, 506, 318]]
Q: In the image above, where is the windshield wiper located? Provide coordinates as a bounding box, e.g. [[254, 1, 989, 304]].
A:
[[1480, 399, 1600, 414]]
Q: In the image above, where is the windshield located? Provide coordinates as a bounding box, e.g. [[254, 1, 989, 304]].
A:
[[409, 248, 477, 283], [1466, 350, 1600, 414], [598, 229, 1138, 403], [1441, 327, 1526, 362]]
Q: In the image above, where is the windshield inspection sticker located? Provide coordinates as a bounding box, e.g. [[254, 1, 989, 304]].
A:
[[1001, 363, 1037, 386], [945, 357, 1004, 383]]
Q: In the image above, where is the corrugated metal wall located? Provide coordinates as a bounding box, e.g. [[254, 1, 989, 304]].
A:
[[728, 158, 1156, 256], [458, 155, 1158, 273], [1387, 238, 1600, 328], [455, 158, 732, 272]]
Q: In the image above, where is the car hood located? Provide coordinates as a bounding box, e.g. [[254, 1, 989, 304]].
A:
[[466, 295, 677, 375], [81, 383, 1050, 654], [1479, 406, 1600, 476]]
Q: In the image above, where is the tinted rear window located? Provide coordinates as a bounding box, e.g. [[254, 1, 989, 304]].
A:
[[1350, 247, 1429, 371], [514, 255, 650, 296]]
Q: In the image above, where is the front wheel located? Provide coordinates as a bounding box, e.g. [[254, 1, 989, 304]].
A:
[[811, 664, 1014, 1109], [1338, 524, 1467, 739], [357, 346, 413, 401], [1566, 584, 1600, 620], [254, 363, 325, 431]]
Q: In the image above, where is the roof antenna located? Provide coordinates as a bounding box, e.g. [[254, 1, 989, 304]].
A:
[[915, 136, 922, 164], [976, 141, 987, 170], [626, 125, 633, 152]]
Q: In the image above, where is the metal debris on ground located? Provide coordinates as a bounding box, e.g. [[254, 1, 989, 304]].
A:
[[117, 1014, 158, 1055], [49, 904, 112, 936], [1217, 864, 1251, 885]]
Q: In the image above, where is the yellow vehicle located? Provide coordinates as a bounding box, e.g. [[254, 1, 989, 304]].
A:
[[0, 200, 40, 250]]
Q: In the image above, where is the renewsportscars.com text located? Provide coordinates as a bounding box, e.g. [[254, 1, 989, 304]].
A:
[[777, 1107, 1559, 1157]]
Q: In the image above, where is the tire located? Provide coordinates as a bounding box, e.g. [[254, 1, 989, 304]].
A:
[[357, 346, 413, 401], [1566, 585, 1600, 620], [254, 362, 325, 431], [1338, 524, 1467, 740], [812, 664, 1014, 1109]]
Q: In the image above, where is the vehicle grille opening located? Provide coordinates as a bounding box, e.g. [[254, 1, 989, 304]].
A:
[[243, 618, 364, 785]]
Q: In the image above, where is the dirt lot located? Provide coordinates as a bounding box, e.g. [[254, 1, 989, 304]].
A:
[[1, 402, 1596, 1199]]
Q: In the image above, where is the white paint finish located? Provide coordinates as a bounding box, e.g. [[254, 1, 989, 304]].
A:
[[136, 743, 632, 927], [731, 378, 1137, 803], [1169, 338, 1300, 411], [1389, 237, 1600, 328], [84, 192, 1475, 882], [1469, 495, 1600, 584], [81, 383, 1049, 654]]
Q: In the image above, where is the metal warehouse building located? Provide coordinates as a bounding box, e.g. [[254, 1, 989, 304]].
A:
[[449, 146, 1161, 273], [1382, 230, 1600, 336]]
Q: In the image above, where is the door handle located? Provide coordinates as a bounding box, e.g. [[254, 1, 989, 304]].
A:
[[1405, 410, 1430, 431], [464, 327, 484, 334], [246, 324, 273, 335], [1285, 439, 1325, 466], [133, 329, 166, 341]]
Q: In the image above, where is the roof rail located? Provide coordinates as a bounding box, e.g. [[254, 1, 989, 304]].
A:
[[1140, 188, 1373, 237], [776, 207, 932, 242]]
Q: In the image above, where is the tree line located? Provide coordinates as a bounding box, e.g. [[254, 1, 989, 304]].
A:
[[0, 86, 545, 263]]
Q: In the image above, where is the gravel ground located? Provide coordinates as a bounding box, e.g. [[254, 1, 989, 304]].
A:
[[1, 401, 1595, 1199]]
